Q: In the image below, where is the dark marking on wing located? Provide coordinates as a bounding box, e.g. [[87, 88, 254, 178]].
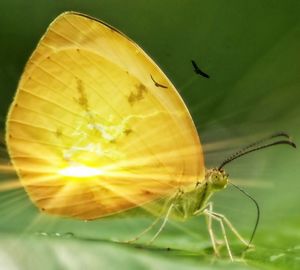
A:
[[142, 190, 153, 196], [56, 128, 63, 138], [75, 78, 89, 110], [150, 74, 168, 89], [128, 83, 148, 105], [123, 128, 133, 136], [191, 60, 210, 78]]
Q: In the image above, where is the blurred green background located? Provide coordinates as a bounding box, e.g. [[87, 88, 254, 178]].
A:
[[0, 1, 299, 269]]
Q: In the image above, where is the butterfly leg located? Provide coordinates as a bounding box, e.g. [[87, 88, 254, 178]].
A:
[[124, 216, 161, 243], [203, 202, 220, 257], [125, 202, 174, 244], [148, 203, 174, 245], [207, 210, 249, 247], [204, 208, 234, 261]]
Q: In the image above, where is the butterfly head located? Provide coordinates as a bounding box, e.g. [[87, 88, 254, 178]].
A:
[[206, 168, 228, 190]]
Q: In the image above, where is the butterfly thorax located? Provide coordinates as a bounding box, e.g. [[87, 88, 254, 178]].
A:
[[171, 168, 228, 220]]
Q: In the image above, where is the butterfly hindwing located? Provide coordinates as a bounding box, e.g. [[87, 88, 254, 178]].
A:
[[6, 12, 204, 219]]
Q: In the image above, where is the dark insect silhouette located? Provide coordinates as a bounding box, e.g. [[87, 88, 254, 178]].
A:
[[191, 60, 210, 78]]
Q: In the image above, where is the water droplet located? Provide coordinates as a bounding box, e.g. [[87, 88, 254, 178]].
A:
[[35, 231, 48, 237], [34, 231, 75, 238], [62, 232, 74, 238]]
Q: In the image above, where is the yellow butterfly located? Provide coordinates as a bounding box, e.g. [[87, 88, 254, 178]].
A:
[[5, 12, 295, 260]]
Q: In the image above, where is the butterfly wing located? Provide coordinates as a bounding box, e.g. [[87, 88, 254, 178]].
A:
[[6, 12, 204, 220]]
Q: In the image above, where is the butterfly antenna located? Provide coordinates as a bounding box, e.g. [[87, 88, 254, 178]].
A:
[[218, 132, 296, 170], [229, 181, 260, 250], [236, 131, 290, 152], [218, 132, 296, 248]]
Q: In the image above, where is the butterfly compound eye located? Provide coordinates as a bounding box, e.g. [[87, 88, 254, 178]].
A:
[[210, 171, 228, 190]]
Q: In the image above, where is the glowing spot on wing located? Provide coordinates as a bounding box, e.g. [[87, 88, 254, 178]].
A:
[[59, 165, 104, 177]]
